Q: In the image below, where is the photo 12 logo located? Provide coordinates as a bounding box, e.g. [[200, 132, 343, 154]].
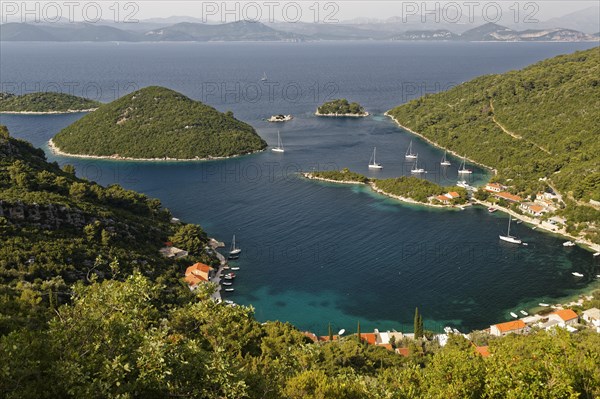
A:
[[1, 81, 139, 102], [1, 1, 140, 23], [400, 1, 540, 24], [200, 1, 340, 23]]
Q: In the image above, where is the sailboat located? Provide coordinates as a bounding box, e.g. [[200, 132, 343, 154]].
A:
[[458, 155, 473, 174], [441, 151, 451, 166], [405, 140, 417, 159], [272, 131, 284, 153], [368, 147, 383, 169], [410, 156, 425, 173], [261, 72, 267, 81], [229, 235, 241, 256], [499, 215, 522, 244]]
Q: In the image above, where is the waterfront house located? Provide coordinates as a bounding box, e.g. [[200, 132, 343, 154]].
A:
[[548, 309, 578, 326], [485, 183, 505, 193], [520, 202, 547, 217], [184, 262, 214, 290], [582, 308, 600, 332], [490, 320, 526, 336], [375, 330, 404, 345], [436, 195, 451, 204], [494, 192, 523, 203]]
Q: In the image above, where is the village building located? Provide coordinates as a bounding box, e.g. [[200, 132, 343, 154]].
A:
[[184, 262, 215, 290], [548, 309, 579, 326], [490, 320, 526, 337], [485, 182, 505, 193], [582, 308, 600, 332], [494, 192, 523, 203], [520, 202, 547, 217]]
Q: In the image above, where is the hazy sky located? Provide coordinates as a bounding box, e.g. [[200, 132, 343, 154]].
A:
[[2, 1, 597, 24]]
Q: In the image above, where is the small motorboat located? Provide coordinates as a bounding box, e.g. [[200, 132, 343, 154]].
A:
[[516, 220, 523, 224], [538, 303, 550, 307], [222, 282, 233, 286], [225, 273, 236, 278], [224, 276, 234, 280], [224, 300, 234, 304], [230, 267, 240, 271], [596, 274, 600, 279], [488, 207, 497, 213], [225, 288, 235, 292], [510, 312, 518, 318], [593, 252, 600, 257], [522, 242, 529, 246], [532, 227, 537, 230], [563, 241, 576, 247], [520, 310, 529, 316], [572, 272, 584, 277]]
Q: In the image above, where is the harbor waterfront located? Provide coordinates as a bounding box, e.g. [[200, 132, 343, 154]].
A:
[[1, 41, 598, 334]]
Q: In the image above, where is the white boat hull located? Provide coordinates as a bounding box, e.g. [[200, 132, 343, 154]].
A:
[[405, 155, 417, 159], [441, 162, 451, 166], [572, 272, 584, 277], [411, 169, 425, 173], [499, 235, 522, 244], [369, 164, 383, 169], [271, 148, 285, 153], [458, 170, 473, 174]]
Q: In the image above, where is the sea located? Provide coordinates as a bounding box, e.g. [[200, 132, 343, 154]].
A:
[[1, 41, 599, 334]]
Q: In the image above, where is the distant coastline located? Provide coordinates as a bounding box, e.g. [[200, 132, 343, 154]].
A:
[[48, 138, 265, 162], [1, 108, 98, 115]]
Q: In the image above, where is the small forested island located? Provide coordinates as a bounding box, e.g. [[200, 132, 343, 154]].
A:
[[316, 98, 369, 117], [304, 169, 467, 207], [3, 131, 599, 397], [0, 92, 101, 113], [51, 86, 267, 160], [387, 48, 600, 245]]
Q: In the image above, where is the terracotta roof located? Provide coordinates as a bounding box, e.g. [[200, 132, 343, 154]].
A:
[[184, 274, 207, 287], [475, 346, 490, 357], [318, 335, 339, 342], [185, 262, 213, 276], [447, 192, 460, 198], [495, 192, 523, 202], [396, 347, 410, 357], [487, 183, 503, 188], [492, 320, 526, 332], [552, 309, 578, 322], [360, 333, 377, 345], [437, 195, 449, 202], [379, 343, 394, 351]]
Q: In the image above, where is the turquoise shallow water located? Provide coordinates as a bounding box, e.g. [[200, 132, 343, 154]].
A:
[[2, 41, 599, 334]]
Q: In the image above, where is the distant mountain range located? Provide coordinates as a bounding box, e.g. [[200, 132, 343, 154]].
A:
[[1, 20, 598, 42]]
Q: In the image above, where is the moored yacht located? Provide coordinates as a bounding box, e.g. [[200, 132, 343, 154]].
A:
[[405, 140, 417, 159], [499, 215, 522, 244], [368, 147, 383, 169]]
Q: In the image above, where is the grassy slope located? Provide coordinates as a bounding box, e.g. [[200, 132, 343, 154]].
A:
[[52, 86, 267, 159]]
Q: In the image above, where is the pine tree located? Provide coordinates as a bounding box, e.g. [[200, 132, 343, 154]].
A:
[[328, 322, 333, 341], [414, 307, 423, 339], [356, 320, 361, 344]]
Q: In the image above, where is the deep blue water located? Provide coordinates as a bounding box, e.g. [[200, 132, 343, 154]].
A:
[[2, 41, 599, 334]]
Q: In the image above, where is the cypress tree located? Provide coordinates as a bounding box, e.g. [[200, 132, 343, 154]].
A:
[[356, 320, 361, 344], [328, 322, 333, 341], [414, 307, 423, 339]]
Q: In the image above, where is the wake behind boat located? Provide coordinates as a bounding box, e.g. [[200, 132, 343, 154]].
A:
[[499, 215, 522, 244]]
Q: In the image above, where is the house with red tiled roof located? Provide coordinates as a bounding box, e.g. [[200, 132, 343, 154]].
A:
[[446, 192, 460, 199], [436, 195, 451, 204], [549, 309, 578, 326], [318, 335, 339, 342], [303, 332, 318, 343], [184, 262, 214, 290], [520, 202, 547, 217], [490, 320, 526, 336], [494, 191, 523, 203], [360, 333, 377, 345]]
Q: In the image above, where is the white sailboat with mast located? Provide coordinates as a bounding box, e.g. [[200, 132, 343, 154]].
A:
[[229, 235, 242, 256], [261, 72, 267, 81], [410, 156, 425, 173], [405, 140, 417, 159], [441, 151, 451, 166], [499, 215, 522, 244], [369, 147, 383, 169], [458, 155, 473, 174], [272, 131, 284, 153]]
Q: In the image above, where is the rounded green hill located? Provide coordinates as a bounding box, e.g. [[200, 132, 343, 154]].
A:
[[51, 86, 267, 160]]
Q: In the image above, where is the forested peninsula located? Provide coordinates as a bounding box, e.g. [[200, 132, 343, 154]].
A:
[[0, 92, 100, 113], [51, 86, 267, 160], [387, 48, 600, 244]]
